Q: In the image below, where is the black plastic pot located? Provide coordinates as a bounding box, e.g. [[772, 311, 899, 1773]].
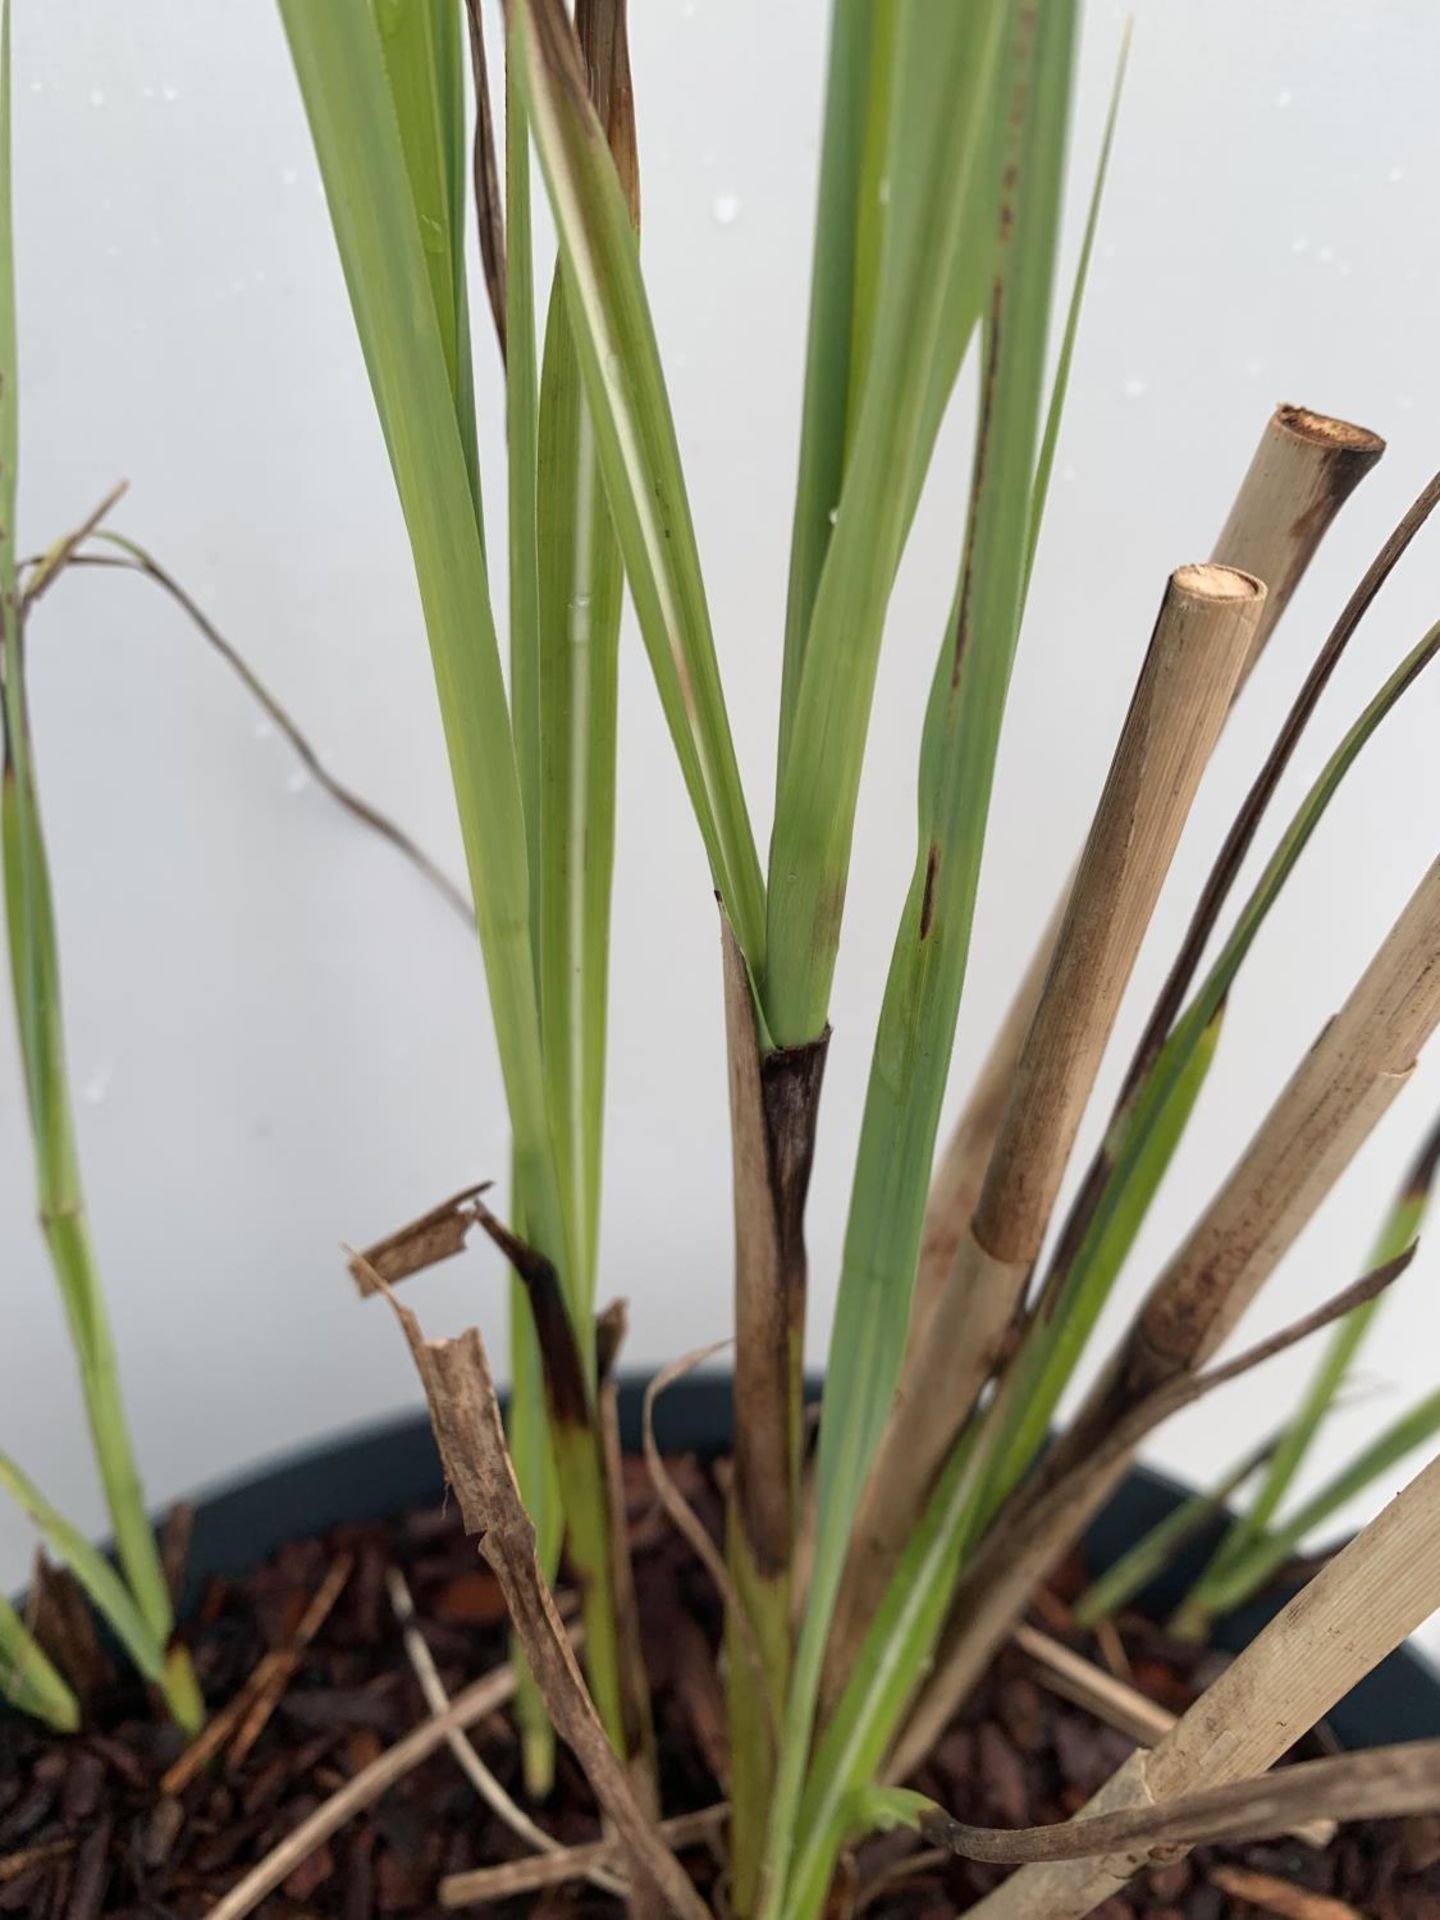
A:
[[176, 1375, 1439, 1747]]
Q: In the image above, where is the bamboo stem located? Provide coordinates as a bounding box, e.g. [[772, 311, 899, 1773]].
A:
[[1109, 854, 1440, 1412], [1213, 405, 1385, 687], [834, 565, 1263, 1687], [966, 1447, 1440, 1919], [909, 405, 1382, 1345]]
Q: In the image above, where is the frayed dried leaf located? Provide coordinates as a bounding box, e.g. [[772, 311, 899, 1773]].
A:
[[347, 1183, 488, 1293], [384, 1287, 708, 1920]]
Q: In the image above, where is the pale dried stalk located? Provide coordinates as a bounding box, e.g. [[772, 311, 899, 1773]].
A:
[[385, 1566, 628, 1898], [966, 1448, 1440, 1918], [1209, 1863, 1360, 1918], [887, 1254, 1409, 1785], [439, 1806, 727, 1906], [386, 1292, 709, 1920], [1106, 852, 1440, 1413], [837, 566, 1264, 1677], [1010, 1633, 1337, 1849], [1214, 405, 1385, 686], [909, 404, 1382, 1344], [1011, 1623, 1174, 1746]]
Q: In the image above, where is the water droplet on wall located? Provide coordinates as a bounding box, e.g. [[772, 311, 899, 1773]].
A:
[[1122, 374, 1148, 400], [712, 193, 741, 227], [89, 87, 106, 107]]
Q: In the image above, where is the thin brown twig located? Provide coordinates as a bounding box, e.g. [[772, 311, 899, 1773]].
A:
[[929, 1739, 1440, 1866], [41, 540, 474, 925], [439, 1806, 728, 1907], [385, 1566, 629, 1896], [19, 481, 129, 606]]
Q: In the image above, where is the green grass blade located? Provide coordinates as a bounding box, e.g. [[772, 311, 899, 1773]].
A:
[[499, 21, 559, 1796], [1073, 1428, 1276, 1628], [776, 0, 886, 779], [372, 0, 483, 525], [279, 0, 567, 1288], [282, 2, 640, 1751], [0, 1591, 79, 1732], [1189, 1384, 1440, 1624], [981, 1007, 1223, 1505], [536, 267, 623, 1310], [510, 0, 765, 973], [0, 12, 177, 1672], [1026, 17, 1130, 580], [1182, 1112, 1440, 1624], [762, 0, 1011, 1048], [0, 1453, 166, 1685], [764, 10, 1077, 1910]]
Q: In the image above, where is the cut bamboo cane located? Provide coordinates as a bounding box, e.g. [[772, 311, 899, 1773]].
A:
[[832, 566, 1263, 1688], [908, 405, 1383, 1347], [965, 1446, 1440, 1920], [1103, 852, 1440, 1418], [720, 913, 828, 1912], [1214, 406, 1385, 687]]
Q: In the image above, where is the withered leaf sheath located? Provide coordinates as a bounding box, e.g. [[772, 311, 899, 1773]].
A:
[[383, 1288, 708, 1920], [720, 912, 828, 1908]]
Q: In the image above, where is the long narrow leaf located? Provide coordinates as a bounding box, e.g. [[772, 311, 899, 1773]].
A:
[[1190, 1386, 1440, 1623], [767, 11, 1078, 1912], [0, 11, 176, 1664], [762, 0, 1011, 1048], [0, 1591, 79, 1732], [0, 1453, 166, 1684], [1026, 18, 1130, 579], [499, 7, 561, 1796], [510, 0, 766, 974], [776, 1, 881, 777], [279, 2, 566, 1283], [373, 0, 483, 525]]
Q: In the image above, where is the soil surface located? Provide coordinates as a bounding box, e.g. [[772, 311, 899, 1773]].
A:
[[1, 1452, 1437, 1917]]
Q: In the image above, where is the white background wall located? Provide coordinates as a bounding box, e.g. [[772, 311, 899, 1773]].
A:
[[5, 2, 1440, 1652]]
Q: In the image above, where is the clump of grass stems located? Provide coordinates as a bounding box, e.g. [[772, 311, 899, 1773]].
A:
[[274, 1, 1440, 1913], [7, 2, 1440, 1915]]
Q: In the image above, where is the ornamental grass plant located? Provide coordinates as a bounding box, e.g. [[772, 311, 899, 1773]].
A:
[[6, 4, 1440, 1917]]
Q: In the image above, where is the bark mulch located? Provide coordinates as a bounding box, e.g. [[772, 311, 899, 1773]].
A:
[[1, 1454, 1436, 1917]]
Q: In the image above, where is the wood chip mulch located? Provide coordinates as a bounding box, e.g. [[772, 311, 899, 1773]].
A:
[[1, 1456, 1438, 1916]]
